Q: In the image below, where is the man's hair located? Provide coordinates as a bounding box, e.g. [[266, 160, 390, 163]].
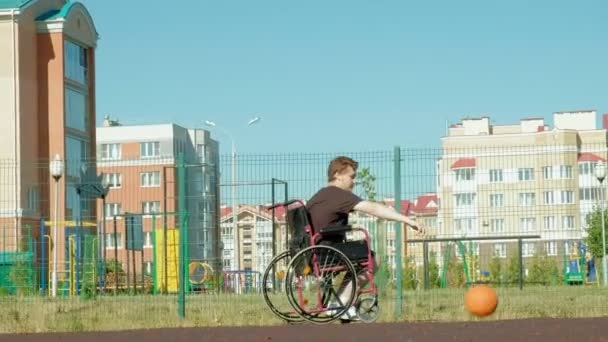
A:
[[327, 156, 358, 182]]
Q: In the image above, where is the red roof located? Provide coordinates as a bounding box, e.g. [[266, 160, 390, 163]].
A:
[[384, 200, 413, 216], [578, 153, 606, 163], [412, 194, 439, 215], [451, 158, 476, 169]]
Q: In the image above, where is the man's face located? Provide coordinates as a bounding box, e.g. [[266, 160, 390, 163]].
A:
[[334, 166, 356, 191]]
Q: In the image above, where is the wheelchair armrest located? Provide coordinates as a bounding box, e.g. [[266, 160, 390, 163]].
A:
[[319, 225, 352, 235]]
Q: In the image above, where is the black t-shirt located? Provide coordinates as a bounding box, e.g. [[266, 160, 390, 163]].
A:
[[306, 186, 362, 241]]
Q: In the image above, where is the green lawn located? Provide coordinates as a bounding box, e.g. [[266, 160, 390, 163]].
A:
[[1, 285, 607, 334]]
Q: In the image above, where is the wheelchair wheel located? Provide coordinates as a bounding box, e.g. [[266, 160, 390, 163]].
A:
[[285, 245, 358, 324], [262, 251, 303, 323], [356, 296, 380, 323]]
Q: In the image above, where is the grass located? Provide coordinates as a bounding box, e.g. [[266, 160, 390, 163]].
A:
[[1, 285, 607, 334]]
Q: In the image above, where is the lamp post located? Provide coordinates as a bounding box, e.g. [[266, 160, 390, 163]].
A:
[[594, 160, 608, 287], [100, 175, 110, 272], [204, 117, 261, 293], [49, 154, 64, 297]]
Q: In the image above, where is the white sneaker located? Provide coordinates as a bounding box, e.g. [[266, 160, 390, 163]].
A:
[[339, 306, 360, 322]]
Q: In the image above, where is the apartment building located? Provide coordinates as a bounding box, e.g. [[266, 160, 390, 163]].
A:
[[220, 205, 287, 273], [0, 0, 97, 265], [437, 110, 607, 264], [96, 118, 221, 275]]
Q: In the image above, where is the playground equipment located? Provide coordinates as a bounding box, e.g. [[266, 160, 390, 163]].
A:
[[564, 241, 598, 286], [440, 241, 477, 288]]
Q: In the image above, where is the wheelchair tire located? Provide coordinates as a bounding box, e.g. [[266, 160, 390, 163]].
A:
[[262, 251, 304, 323], [285, 245, 358, 324]]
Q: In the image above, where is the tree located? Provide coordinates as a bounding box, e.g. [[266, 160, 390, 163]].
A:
[[489, 256, 503, 285], [428, 251, 440, 288], [527, 253, 562, 286], [584, 207, 608, 259], [402, 256, 418, 290], [357, 167, 376, 201], [505, 255, 520, 285]]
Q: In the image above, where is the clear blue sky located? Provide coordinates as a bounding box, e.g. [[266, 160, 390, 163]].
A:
[[80, 0, 608, 155]]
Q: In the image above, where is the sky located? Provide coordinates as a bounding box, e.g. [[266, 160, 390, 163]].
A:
[[80, 0, 608, 155]]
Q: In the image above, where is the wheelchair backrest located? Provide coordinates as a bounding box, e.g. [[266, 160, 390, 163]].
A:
[[286, 205, 314, 255]]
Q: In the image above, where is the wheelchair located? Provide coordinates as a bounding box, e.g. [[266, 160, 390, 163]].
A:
[[262, 199, 380, 324]]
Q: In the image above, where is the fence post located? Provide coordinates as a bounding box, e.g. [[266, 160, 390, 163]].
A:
[[177, 152, 186, 319], [518, 238, 524, 290], [423, 241, 429, 290], [152, 215, 157, 295], [394, 146, 403, 318], [41, 217, 46, 298]]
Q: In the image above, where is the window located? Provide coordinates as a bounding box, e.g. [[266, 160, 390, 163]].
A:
[[454, 193, 476, 207], [542, 166, 553, 180], [519, 192, 535, 206], [543, 216, 556, 231], [65, 88, 88, 132], [543, 191, 554, 205], [518, 168, 534, 181], [579, 162, 596, 175], [27, 187, 39, 212], [490, 219, 505, 233], [144, 232, 153, 248], [560, 191, 574, 204], [562, 216, 575, 230], [545, 241, 557, 256], [580, 187, 605, 201], [105, 233, 122, 249], [522, 242, 536, 257], [520, 217, 536, 232], [66, 136, 88, 178], [455, 218, 475, 235], [455, 168, 475, 181], [145, 262, 152, 275], [64, 40, 87, 84], [140, 142, 160, 158], [493, 243, 506, 258], [104, 203, 121, 217], [560, 165, 572, 179], [223, 259, 231, 269], [142, 201, 161, 214], [140, 172, 160, 187], [197, 144, 205, 162], [489, 169, 503, 183], [101, 143, 121, 160], [490, 194, 504, 208], [104, 173, 122, 188]]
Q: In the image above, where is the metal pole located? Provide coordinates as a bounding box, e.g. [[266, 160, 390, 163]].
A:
[[231, 140, 241, 294], [41, 217, 46, 297], [178, 152, 186, 319], [601, 181, 607, 287], [518, 239, 524, 290], [52, 178, 59, 297], [394, 146, 402, 318], [423, 242, 429, 290]]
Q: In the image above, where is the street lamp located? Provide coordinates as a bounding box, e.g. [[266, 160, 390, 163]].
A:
[[49, 154, 64, 297], [594, 160, 608, 287], [204, 117, 261, 292]]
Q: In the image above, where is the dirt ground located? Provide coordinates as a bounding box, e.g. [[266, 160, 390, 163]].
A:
[[1, 317, 607, 342]]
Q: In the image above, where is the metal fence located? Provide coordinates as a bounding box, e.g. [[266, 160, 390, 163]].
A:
[[0, 144, 608, 333]]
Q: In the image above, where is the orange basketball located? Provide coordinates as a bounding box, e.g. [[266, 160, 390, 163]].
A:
[[464, 285, 498, 317]]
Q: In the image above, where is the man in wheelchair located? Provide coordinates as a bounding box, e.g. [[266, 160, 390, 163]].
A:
[[306, 156, 425, 322]]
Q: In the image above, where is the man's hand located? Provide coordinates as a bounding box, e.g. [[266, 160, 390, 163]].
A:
[[405, 220, 426, 237]]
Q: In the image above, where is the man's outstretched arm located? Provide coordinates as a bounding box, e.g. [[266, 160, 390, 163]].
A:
[[353, 200, 423, 232]]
